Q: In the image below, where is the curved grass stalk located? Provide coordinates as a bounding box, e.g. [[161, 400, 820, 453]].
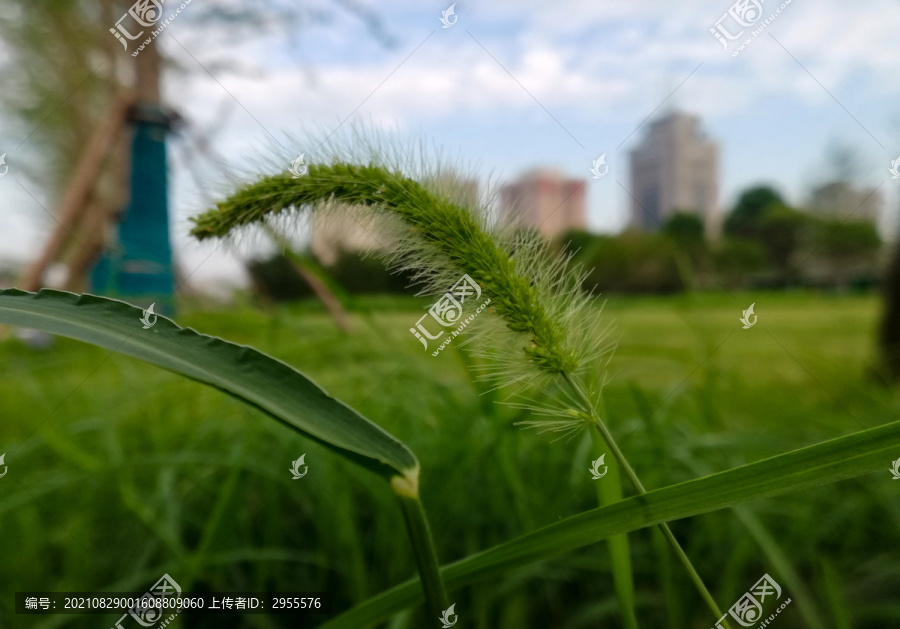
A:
[[191, 158, 722, 624], [562, 373, 728, 625]]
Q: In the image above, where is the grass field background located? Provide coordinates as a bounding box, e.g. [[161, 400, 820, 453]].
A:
[[2, 291, 899, 628]]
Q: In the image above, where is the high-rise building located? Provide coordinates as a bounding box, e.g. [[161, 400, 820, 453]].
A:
[[629, 111, 720, 239], [808, 181, 881, 224], [499, 169, 586, 238]]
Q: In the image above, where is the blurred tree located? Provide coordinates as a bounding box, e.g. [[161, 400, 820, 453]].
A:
[[582, 233, 684, 294], [662, 211, 705, 249], [0, 0, 391, 181], [755, 204, 812, 280], [724, 185, 785, 238], [0, 0, 123, 185], [558, 229, 597, 257], [249, 249, 419, 299], [0, 0, 129, 291], [0, 0, 391, 292], [812, 219, 881, 287], [662, 211, 708, 291], [712, 238, 767, 287]]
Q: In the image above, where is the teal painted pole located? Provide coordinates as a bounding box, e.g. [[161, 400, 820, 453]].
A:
[[91, 103, 176, 315]]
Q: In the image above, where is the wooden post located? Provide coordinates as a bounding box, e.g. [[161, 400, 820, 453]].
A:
[[19, 93, 134, 292], [264, 226, 353, 332], [63, 200, 112, 293], [288, 259, 353, 333]]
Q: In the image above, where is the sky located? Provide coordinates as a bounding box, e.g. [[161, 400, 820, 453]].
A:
[[2, 0, 900, 290]]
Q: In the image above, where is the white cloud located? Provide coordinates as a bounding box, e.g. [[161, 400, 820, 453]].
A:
[[5, 0, 900, 288]]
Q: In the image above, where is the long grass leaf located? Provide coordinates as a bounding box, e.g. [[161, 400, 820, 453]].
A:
[[320, 418, 900, 627], [0, 289, 418, 482]]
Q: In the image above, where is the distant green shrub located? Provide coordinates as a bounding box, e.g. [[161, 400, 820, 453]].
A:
[[581, 233, 685, 294], [247, 254, 315, 301], [248, 250, 417, 301], [328, 250, 414, 294]]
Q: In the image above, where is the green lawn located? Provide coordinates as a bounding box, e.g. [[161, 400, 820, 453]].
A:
[[1, 291, 898, 628]]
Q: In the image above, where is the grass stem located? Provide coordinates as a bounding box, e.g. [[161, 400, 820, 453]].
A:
[[561, 373, 729, 627], [395, 492, 449, 624], [590, 429, 640, 629]]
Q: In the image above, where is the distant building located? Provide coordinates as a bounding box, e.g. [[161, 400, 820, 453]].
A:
[[808, 181, 881, 224], [629, 111, 720, 239], [499, 169, 586, 238]]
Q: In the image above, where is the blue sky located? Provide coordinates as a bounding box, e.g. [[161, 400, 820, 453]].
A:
[[2, 0, 899, 289]]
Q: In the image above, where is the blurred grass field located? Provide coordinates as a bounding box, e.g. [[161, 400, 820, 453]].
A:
[[2, 290, 899, 628]]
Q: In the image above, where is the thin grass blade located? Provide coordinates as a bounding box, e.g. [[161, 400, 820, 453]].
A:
[[320, 418, 900, 627]]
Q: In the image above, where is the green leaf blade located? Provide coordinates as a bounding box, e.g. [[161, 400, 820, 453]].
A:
[[321, 418, 900, 627], [0, 289, 418, 481]]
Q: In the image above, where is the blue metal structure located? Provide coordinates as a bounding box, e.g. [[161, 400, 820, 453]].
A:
[[91, 103, 175, 314]]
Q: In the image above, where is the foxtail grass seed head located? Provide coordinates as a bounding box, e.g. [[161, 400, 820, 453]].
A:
[[191, 137, 613, 394], [511, 375, 611, 441]]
